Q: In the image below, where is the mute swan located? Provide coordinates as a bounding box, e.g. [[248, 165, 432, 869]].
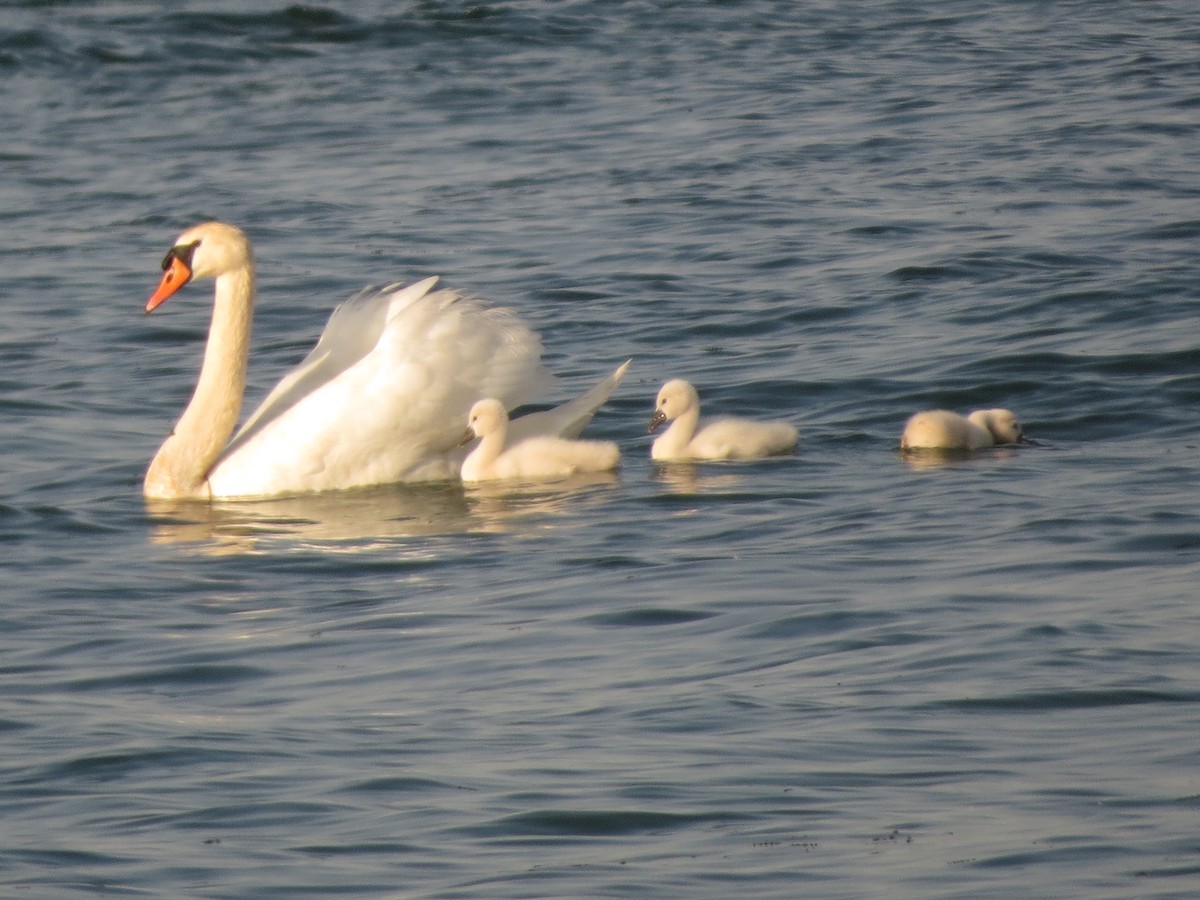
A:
[[142, 222, 626, 500], [647, 379, 799, 461], [900, 408, 1029, 451], [460, 398, 621, 482]]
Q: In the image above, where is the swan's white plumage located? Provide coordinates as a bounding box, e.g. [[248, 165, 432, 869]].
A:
[[505, 359, 632, 444], [227, 277, 437, 450], [647, 379, 798, 461], [900, 408, 1026, 451], [143, 222, 622, 499], [460, 398, 621, 482], [207, 282, 549, 495]]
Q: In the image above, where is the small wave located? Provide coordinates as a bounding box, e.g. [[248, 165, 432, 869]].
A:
[[934, 688, 1199, 712]]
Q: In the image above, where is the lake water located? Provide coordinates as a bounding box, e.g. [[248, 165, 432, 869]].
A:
[[3, 1, 1200, 896]]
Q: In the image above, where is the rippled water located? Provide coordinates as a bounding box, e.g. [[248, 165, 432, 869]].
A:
[[3, 1, 1200, 896]]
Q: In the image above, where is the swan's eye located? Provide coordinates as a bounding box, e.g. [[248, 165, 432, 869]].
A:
[[161, 240, 201, 272]]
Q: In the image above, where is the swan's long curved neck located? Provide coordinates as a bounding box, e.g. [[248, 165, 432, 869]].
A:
[[144, 266, 254, 499]]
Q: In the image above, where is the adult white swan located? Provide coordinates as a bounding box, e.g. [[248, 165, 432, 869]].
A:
[[142, 222, 627, 500]]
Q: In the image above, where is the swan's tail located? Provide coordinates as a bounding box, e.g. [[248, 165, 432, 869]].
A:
[[507, 359, 632, 442]]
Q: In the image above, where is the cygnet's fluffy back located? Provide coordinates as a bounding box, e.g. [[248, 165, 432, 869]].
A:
[[900, 408, 1026, 451]]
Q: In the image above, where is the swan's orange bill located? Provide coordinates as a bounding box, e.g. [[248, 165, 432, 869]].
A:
[[146, 257, 193, 312]]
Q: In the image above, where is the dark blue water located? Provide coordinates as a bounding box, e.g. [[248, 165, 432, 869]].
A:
[[3, 1, 1200, 896]]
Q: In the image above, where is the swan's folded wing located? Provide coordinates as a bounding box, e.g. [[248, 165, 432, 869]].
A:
[[219, 277, 439, 465], [507, 359, 631, 442]]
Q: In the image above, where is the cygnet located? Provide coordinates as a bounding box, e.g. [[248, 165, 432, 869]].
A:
[[900, 408, 1028, 451], [647, 379, 799, 461], [461, 398, 621, 482]]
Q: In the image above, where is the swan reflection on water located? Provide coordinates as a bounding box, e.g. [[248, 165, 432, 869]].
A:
[[145, 473, 621, 553]]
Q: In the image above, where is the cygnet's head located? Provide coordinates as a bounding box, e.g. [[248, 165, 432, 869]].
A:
[[461, 398, 508, 444], [648, 379, 700, 433], [969, 408, 1025, 445]]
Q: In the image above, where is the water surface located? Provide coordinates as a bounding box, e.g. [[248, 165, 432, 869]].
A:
[[3, 1, 1200, 896]]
